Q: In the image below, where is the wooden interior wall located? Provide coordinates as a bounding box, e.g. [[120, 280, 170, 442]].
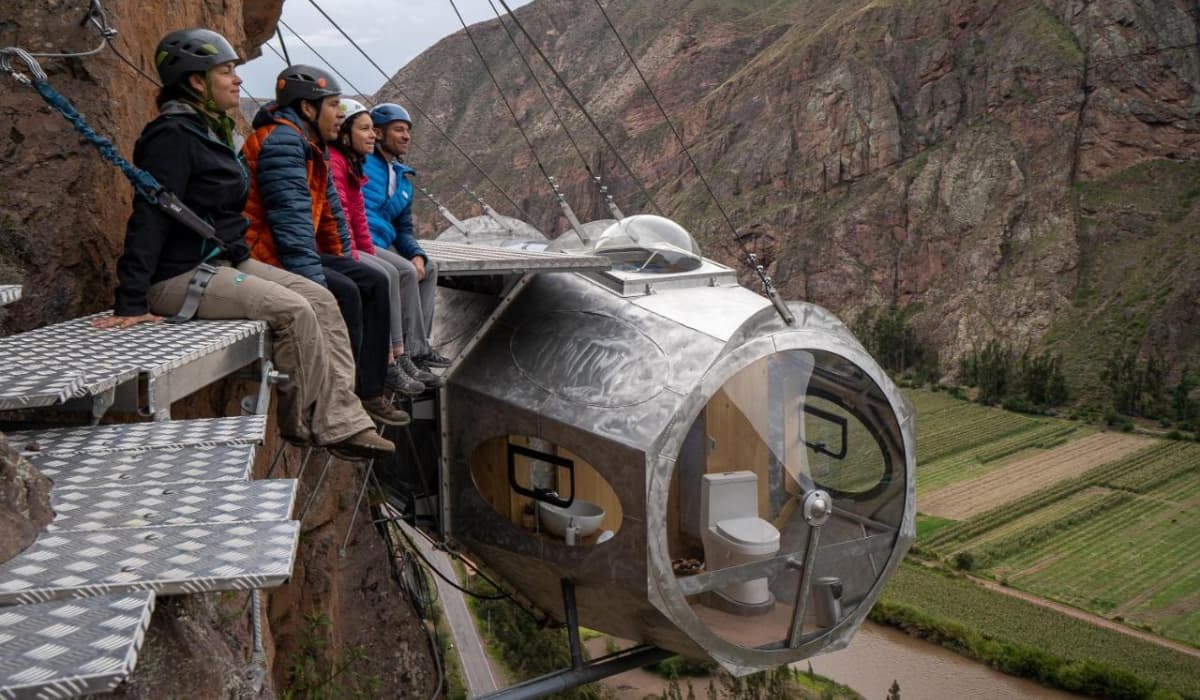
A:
[[704, 358, 773, 518], [469, 436, 624, 538]]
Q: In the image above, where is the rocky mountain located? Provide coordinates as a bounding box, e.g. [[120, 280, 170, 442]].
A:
[[379, 0, 1200, 392]]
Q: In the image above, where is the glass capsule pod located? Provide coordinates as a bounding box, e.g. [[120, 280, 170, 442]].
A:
[[437, 216, 914, 673]]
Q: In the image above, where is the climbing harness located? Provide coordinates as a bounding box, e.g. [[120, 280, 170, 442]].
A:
[[0, 46, 229, 323]]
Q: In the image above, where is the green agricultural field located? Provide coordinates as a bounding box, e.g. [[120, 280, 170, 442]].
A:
[[905, 389, 1089, 494], [921, 440, 1200, 647], [880, 563, 1200, 699]]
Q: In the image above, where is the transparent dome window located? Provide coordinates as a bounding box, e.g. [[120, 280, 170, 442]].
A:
[[667, 350, 905, 649], [591, 215, 703, 273]]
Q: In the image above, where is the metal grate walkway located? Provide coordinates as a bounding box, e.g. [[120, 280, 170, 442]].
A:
[[0, 314, 266, 418], [6, 416, 267, 458], [421, 240, 611, 276], [0, 413, 299, 697], [0, 592, 155, 698], [0, 286, 20, 307]]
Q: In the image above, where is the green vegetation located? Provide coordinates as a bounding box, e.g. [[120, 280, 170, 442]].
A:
[[958, 340, 1070, 410], [282, 612, 382, 700], [1047, 159, 1200, 402], [655, 665, 861, 700], [878, 564, 1200, 699], [852, 305, 938, 382], [465, 575, 605, 700], [907, 388, 1059, 466], [917, 422, 1200, 647]]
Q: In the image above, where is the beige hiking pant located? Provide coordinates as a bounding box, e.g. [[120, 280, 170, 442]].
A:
[[146, 258, 373, 446]]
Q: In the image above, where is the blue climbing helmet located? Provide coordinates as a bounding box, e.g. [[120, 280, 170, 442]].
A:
[[155, 28, 240, 87], [370, 103, 412, 128]]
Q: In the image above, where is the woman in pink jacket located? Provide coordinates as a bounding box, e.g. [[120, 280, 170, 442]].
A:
[[329, 99, 440, 394]]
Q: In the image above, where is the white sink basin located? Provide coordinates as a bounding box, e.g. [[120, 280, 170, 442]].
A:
[[538, 500, 605, 538]]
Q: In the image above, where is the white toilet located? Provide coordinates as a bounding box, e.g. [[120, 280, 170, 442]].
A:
[[700, 471, 781, 608]]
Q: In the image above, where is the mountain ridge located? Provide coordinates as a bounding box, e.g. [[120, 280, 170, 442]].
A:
[[378, 0, 1200, 392]]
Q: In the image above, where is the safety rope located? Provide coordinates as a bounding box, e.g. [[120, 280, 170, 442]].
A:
[[0, 47, 228, 253], [494, 0, 665, 217], [588, 0, 795, 324], [1, 48, 162, 202], [305, 0, 536, 223]]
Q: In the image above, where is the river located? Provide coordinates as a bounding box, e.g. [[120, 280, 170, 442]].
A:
[[597, 622, 1080, 699], [804, 621, 1080, 699]]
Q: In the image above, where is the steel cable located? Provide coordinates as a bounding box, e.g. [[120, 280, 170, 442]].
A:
[[304, 0, 535, 222], [494, 0, 665, 216]]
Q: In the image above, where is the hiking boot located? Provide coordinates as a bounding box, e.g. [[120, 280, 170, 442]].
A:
[[415, 350, 452, 368], [328, 429, 395, 461], [397, 354, 444, 388], [362, 396, 412, 426], [385, 362, 426, 396]]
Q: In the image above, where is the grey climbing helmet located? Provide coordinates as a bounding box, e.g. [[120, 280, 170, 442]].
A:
[[155, 28, 240, 87], [275, 65, 342, 107]]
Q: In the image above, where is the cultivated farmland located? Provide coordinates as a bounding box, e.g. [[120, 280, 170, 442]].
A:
[[920, 432, 1152, 519], [921, 438, 1200, 647], [879, 563, 1200, 699]]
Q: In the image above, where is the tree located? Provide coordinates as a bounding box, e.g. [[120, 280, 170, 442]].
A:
[[1102, 348, 1143, 416], [887, 679, 901, 700], [1173, 364, 1198, 427]]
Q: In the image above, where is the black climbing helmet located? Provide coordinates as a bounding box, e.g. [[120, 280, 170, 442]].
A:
[[275, 65, 342, 108], [155, 28, 240, 87]]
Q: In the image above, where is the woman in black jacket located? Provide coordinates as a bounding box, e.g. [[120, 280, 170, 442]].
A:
[[93, 28, 401, 459]]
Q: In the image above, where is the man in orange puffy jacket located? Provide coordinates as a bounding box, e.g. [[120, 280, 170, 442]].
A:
[[242, 65, 407, 426]]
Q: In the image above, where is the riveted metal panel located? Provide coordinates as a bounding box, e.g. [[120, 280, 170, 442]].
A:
[[28, 445, 256, 490], [0, 520, 300, 605], [0, 285, 20, 307], [48, 479, 297, 532], [7, 416, 267, 458], [0, 592, 155, 699], [422, 240, 610, 276]]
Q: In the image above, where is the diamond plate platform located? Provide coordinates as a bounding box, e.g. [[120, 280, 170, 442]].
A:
[[0, 366, 87, 411], [7, 415, 267, 458], [0, 314, 266, 416], [421, 240, 611, 276], [0, 520, 300, 605], [29, 444, 257, 490], [49, 479, 296, 532], [0, 592, 154, 700], [0, 285, 21, 308]]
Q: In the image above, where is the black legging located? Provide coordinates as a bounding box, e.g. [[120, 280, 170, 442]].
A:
[[320, 254, 390, 399]]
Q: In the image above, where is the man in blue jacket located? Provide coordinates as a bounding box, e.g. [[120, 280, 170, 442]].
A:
[[362, 103, 449, 368]]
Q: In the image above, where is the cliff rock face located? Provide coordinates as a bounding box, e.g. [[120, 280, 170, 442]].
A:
[[0, 430, 53, 564], [384, 0, 1199, 387], [0, 0, 281, 331], [0, 2, 436, 696]]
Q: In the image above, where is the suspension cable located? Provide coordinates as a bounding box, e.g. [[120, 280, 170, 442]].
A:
[[263, 40, 288, 65], [485, 0, 625, 218], [274, 26, 292, 65], [589, 0, 794, 324], [305, 0, 534, 222], [447, 0, 557, 197], [494, 0, 664, 217], [279, 19, 374, 103], [271, 20, 470, 212]]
